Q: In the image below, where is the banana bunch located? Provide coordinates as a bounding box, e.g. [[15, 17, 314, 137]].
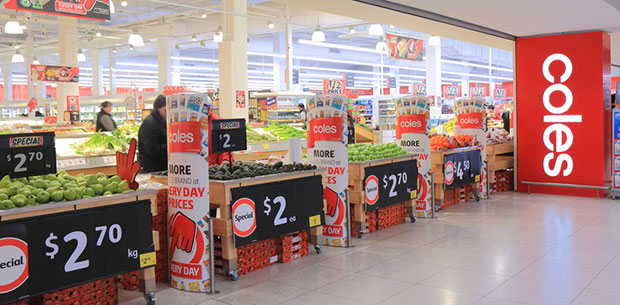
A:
[[444, 118, 455, 135]]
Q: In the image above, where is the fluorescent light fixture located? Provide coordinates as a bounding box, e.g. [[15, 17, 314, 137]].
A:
[[267, 20, 274, 29], [121, 1, 128, 6], [214, 26, 223, 42], [192, 34, 197, 41], [5, 15, 23, 34], [389, 25, 394, 29], [109, 0, 115, 14], [349, 26, 355, 34], [128, 30, 144, 47], [77, 49, 86, 62], [311, 27, 325, 42], [201, 12, 207, 19], [375, 41, 387, 52], [428, 36, 440, 46], [32, 56, 40, 65], [96, 31, 102, 37], [117, 62, 158, 68], [12, 49, 24, 63], [14, 45, 19, 49], [368, 24, 383, 36]]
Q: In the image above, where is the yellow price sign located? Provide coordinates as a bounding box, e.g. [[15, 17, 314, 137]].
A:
[[475, 175, 480, 182], [139, 252, 156, 268], [410, 190, 417, 199], [262, 143, 270, 150], [309, 214, 322, 227]]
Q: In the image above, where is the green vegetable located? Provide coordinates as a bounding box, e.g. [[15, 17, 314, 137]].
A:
[[36, 191, 50, 204], [92, 184, 104, 195], [103, 191, 112, 196], [11, 194, 26, 207], [63, 189, 77, 201], [51, 191, 64, 202], [0, 199, 14, 210], [86, 175, 99, 185], [0, 175, 11, 188], [110, 176, 121, 183]]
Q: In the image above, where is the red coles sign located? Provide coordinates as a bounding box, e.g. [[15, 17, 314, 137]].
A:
[[396, 114, 426, 138], [516, 31, 611, 197], [169, 121, 201, 153], [307, 117, 343, 148], [456, 113, 483, 129]]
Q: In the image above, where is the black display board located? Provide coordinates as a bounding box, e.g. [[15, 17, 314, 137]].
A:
[[363, 159, 418, 212], [0, 200, 155, 305], [231, 176, 325, 247], [211, 119, 247, 153], [0, 132, 57, 178], [444, 150, 481, 189]]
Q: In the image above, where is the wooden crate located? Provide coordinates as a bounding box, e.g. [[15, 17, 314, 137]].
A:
[[430, 147, 482, 209], [348, 155, 417, 235], [487, 141, 514, 183]]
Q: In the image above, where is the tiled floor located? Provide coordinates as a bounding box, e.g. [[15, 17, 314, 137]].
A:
[[119, 192, 620, 305]]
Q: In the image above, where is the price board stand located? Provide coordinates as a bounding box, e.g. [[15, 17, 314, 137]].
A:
[[430, 147, 482, 209], [208, 169, 326, 280], [0, 190, 159, 305], [348, 154, 418, 238]]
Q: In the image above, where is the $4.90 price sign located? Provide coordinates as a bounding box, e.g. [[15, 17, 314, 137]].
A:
[[0, 201, 155, 304], [231, 176, 325, 247], [211, 118, 247, 153], [364, 159, 418, 212], [0, 132, 56, 178], [444, 150, 481, 189]]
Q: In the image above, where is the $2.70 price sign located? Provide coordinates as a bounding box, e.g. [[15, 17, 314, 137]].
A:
[[444, 149, 481, 189], [364, 159, 418, 212], [231, 176, 325, 247], [0, 132, 57, 178], [0, 201, 154, 304]]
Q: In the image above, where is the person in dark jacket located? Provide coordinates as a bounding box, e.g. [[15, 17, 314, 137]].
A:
[[96, 101, 117, 131], [138, 95, 167, 172]]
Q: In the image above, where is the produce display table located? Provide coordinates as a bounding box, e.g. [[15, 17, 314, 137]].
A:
[[486, 141, 514, 183], [0, 190, 159, 305], [348, 155, 418, 237], [431, 147, 482, 209], [354, 124, 377, 144], [234, 140, 308, 161]]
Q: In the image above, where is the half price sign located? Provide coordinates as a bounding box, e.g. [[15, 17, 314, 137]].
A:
[[364, 159, 418, 211]]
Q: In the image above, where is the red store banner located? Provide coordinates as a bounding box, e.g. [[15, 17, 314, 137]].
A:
[[30, 65, 79, 83], [323, 79, 346, 95], [456, 113, 483, 129], [385, 34, 424, 61], [516, 31, 611, 197], [395, 114, 426, 138], [5, 0, 111, 21], [442, 84, 462, 98]]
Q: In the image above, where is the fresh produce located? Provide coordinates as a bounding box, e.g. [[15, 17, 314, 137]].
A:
[[246, 125, 277, 142], [487, 129, 512, 143], [348, 143, 407, 162], [431, 118, 455, 135], [262, 124, 306, 140], [71, 132, 125, 155], [0, 171, 135, 210], [430, 134, 478, 151], [209, 161, 317, 180]]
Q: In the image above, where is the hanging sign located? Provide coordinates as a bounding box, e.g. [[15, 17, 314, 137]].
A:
[[443, 85, 461, 98], [235, 90, 246, 109], [30, 65, 79, 83], [323, 79, 346, 95], [307, 95, 349, 247], [66, 96, 79, 111], [4, 0, 111, 21], [386, 34, 424, 61], [472, 87, 486, 98], [364, 160, 418, 211], [167, 94, 211, 292], [211, 119, 247, 153], [494, 88, 506, 99], [0, 132, 56, 178], [413, 84, 427, 96], [231, 176, 325, 247]]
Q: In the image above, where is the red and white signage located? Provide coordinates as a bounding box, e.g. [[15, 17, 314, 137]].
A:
[[443, 85, 461, 98], [307, 117, 343, 148], [0, 238, 29, 294], [516, 31, 611, 197], [169, 122, 201, 154], [164, 86, 187, 96], [456, 113, 483, 129], [364, 175, 379, 205], [231, 198, 257, 237], [396, 114, 426, 138], [323, 79, 346, 95]]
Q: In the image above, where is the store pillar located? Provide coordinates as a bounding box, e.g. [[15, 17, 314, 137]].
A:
[[92, 49, 104, 96], [26, 30, 35, 117], [218, 0, 248, 120], [425, 36, 441, 97], [109, 48, 117, 95], [158, 38, 173, 92], [57, 17, 79, 123], [3, 64, 12, 102], [516, 31, 611, 197]]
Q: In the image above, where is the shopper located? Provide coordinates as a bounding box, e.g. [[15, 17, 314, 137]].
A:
[[96, 101, 117, 132], [138, 95, 168, 172], [298, 103, 307, 122], [205, 102, 234, 165]]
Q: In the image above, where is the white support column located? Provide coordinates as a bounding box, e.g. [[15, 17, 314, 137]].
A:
[[109, 48, 116, 95], [3, 64, 12, 102], [426, 36, 442, 98], [158, 38, 172, 92], [26, 31, 34, 102], [285, 23, 293, 91], [57, 17, 79, 123], [218, 0, 248, 120], [272, 33, 284, 90], [92, 48, 103, 96]]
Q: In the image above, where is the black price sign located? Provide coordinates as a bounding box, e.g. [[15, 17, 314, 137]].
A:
[[364, 159, 418, 211], [444, 150, 481, 189], [231, 176, 325, 247], [211, 119, 247, 153], [0, 132, 56, 178], [0, 200, 154, 305]]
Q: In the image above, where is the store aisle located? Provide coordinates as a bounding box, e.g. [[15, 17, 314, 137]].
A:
[[119, 192, 620, 305]]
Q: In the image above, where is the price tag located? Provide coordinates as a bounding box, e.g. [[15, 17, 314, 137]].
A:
[[262, 143, 270, 150], [0, 200, 154, 304], [364, 159, 418, 211], [230, 176, 325, 247], [211, 118, 247, 154], [0, 132, 56, 178], [444, 150, 481, 189]]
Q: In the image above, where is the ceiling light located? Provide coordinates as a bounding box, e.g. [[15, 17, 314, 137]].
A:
[[128, 30, 144, 47], [14, 45, 19, 49], [349, 26, 355, 34], [32, 56, 40, 65], [77, 49, 86, 62], [175, 44, 180, 50], [200, 41, 206, 47], [96, 31, 102, 37], [12, 49, 24, 63], [192, 34, 197, 41], [389, 24, 394, 29], [311, 27, 325, 42], [201, 12, 207, 19], [368, 24, 383, 36], [5, 15, 23, 34], [129, 45, 134, 51], [109, 0, 115, 14], [112, 47, 117, 53], [214, 26, 223, 43], [428, 35, 440, 46], [121, 1, 128, 6], [267, 20, 274, 29], [375, 41, 387, 52]]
